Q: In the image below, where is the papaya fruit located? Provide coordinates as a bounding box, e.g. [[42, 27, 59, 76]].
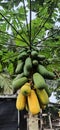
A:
[[27, 89, 40, 115], [16, 91, 26, 110], [32, 60, 38, 66], [36, 89, 49, 105], [37, 64, 55, 79], [18, 51, 27, 60], [14, 73, 24, 81], [20, 82, 31, 96], [23, 57, 32, 77], [24, 57, 32, 70], [33, 72, 47, 89], [37, 54, 46, 60], [31, 50, 38, 58], [12, 77, 28, 92], [15, 60, 24, 74], [23, 64, 30, 77]]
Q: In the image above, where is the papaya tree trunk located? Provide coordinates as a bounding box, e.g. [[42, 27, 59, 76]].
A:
[[27, 112, 39, 130]]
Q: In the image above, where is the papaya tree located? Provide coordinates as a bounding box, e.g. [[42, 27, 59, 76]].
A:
[[0, 1, 60, 129]]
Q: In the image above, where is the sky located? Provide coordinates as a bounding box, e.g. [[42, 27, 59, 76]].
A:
[[49, 92, 57, 103]]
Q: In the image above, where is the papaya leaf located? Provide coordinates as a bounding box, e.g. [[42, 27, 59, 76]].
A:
[[0, 73, 13, 94], [15, 34, 29, 46]]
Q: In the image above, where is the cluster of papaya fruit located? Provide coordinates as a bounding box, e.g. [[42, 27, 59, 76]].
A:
[[12, 48, 56, 115]]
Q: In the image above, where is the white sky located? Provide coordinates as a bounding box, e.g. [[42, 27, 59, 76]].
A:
[[49, 92, 57, 103]]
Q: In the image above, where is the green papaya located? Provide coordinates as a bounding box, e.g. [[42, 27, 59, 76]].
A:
[[37, 64, 55, 79], [12, 77, 28, 92], [24, 57, 32, 70], [31, 51, 38, 58], [32, 60, 38, 66], [33, 72, 47, 89], [18, 51, 27, 60], [23, 64, 30, 77], [15, 60, 24, 74], [37, 54, 46, 60], [14, 73, 24, 81]]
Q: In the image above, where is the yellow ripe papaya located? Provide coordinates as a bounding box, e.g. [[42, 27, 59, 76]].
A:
[[16, 91, 26, 110], [27, 89, 40, 115], [36, 89, 49, 105], [20, 82, 31, 96]]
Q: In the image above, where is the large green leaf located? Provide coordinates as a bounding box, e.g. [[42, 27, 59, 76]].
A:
[[0, 73, 13, 94], [15, 34, 29, 46]]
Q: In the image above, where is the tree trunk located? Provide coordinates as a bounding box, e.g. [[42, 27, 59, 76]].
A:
[[27, 112, 39, 130]]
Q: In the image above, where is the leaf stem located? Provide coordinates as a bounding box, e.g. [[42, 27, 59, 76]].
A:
[[0, 12, 29, 46], [30, 0, 32, 51], [23, 0, 30, 39]]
